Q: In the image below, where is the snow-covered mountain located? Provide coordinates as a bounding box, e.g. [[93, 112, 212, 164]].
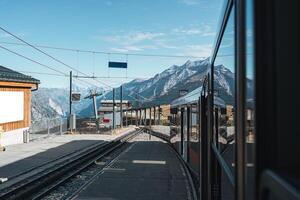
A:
[[31, 85, 100, 123], [79, 58, 251, 117], [32, 58, 253, 120]]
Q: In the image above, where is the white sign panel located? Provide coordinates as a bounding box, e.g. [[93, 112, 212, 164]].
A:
[[0, 91, 24, 123]]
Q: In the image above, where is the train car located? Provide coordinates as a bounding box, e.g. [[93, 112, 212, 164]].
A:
[[169, 86, 227, 182]]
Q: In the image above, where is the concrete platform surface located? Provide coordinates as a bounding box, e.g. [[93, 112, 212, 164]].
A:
[[151, 125, 170, 137], [75, 133, 193, 200], [0, 127, 136, 179]]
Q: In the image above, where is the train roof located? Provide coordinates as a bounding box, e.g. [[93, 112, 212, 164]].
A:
[[170, 86, 226, 108]]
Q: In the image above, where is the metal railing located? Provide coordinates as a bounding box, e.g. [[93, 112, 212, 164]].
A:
[[29, 117, 68, 141]]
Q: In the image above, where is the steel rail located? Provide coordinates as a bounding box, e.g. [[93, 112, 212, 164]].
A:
[[0, 129, 141, 200], [32, 130, 140, 200], [1, 140, 106, 182]]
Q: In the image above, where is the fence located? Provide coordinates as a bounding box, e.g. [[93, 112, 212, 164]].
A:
[[29, 117, 68, 141]]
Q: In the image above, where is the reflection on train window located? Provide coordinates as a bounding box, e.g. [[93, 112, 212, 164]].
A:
[[245, 0, 255, 199], [213, 6, 235, 200], [189, 103, 199, 176], [182, 107, 188, 161], [170, 108, 181, 154]]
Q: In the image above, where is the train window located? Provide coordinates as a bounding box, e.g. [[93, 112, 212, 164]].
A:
[[188, 103, 200, 176], [213, 6, 235, 200], [245, 0, 255, 199], [182, 107, 188, 160], [170, 107, 181, 154], [170, 107, 178, 115]]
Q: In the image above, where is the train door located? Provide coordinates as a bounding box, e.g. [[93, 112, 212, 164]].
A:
[[186, 106, 191, 162], [182, 107, 188, 161], [180, 107, 184, 156], [200, 76, 209, 199], [187, 103, 201, 179]]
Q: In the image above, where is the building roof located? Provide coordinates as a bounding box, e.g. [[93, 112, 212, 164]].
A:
[[0, 66, 40, 84]]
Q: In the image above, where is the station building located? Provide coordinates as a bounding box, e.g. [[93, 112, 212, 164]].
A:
[[98, 100, 131, 127], [0, 66, 40, 147]]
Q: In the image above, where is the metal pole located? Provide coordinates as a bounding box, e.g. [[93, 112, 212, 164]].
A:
[[125, 111, 128, 127], [93, 95, 98, 119], [93, 95, 99, 130], [139, 109, 141, 126], [113, 88, 115, 130], [144, 109, 147, 126], [158, 105, 161, 125], [47, 119, 50, 135], [69, 71, 72, 130], [60, 118, 63, 135], [149, 107, 152, 127], [138, 109, 140, 126], [120, 85, 123, 128], [135, 110, 138, 126], [153, 106, 156, 125], [131, 110, 133, 125], [137, 109, 139, 126]]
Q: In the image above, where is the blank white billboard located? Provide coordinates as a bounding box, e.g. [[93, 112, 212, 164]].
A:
[[0, 91, 24, 123]]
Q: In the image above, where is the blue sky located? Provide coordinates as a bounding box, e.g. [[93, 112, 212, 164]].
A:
[[0, 0, 224, 89]]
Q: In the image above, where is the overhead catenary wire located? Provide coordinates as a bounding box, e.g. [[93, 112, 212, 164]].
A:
[[0, 45, 66, 75], [0, 28, 87, 75], [0, 41, 206, 59], [0, 27, 170, 102], [0, 45, 100, 88], [0, 44, 177, 104], [18, 71, 149, 79], [0, 41, 251, 58], [17, 70, 151, 102], [0, 27, 117, 91]]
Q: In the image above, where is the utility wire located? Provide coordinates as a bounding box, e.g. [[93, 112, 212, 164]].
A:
[[0, 45, 66, 75], [19, 71, 67, 77], [18, 71, 148, 80], [0, 45, 100, 88], [0, 28, 162, 101], [73, 75, 149, 79], [0, 41, 247, 58], [0, 44, 185, 104], [0, 27, 114, 89], [0, 41, 206, 59], [0, 28, 86, 75]]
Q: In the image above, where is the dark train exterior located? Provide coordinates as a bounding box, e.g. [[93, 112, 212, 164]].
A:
[[169, 87, 227, 178], [167, 0, 300, 199]]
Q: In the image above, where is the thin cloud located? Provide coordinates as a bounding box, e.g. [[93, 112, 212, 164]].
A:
[[110, 45, 158, 53], [181, 44, 213, 57], [98, 31, 165, 45], [172, 23, 216, 37], [179, 0, 200, 6]]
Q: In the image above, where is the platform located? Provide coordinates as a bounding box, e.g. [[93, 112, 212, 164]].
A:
[[74, 133, 194, 200], [150, 125, 170, 137], [0, 127, 136, 179]]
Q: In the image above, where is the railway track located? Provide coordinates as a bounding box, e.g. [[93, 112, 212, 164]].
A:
[[0, 129, 142, 200]]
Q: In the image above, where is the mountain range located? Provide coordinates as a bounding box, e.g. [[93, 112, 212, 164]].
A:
[[31, 58, 252, 122]]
